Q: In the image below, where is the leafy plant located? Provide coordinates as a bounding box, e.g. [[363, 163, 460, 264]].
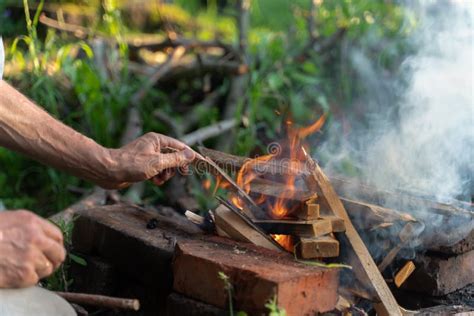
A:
[[218, 271, 234, 316], [43, 217, 87, 292], [265, 295, 287, 316]]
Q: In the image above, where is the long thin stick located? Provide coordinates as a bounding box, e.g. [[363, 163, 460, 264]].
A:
[[55, 292, 140, 311]]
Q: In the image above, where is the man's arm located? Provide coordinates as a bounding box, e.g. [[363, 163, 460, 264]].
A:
[[0, 80, 195, 188]]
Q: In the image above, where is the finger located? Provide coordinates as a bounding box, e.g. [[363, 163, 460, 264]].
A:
[[161, 168, 176, 182], [39, 236, 66, 269], [33, 250, 54, 280], [37, 217, 64, 244], [157, 134, 190, 151], [152, 150, 196, 171], [151, 168, 175, 185]]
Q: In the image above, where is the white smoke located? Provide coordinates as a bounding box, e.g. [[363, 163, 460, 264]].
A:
[[322, 0, 474, 204]]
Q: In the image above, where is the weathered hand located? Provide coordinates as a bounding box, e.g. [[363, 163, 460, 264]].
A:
[[100, 133, 195, 189], [0, 210, 66, 288]]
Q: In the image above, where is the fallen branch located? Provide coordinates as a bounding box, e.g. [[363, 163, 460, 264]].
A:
[[181, 119, 237, 146], [49, 187, 107, 224], [131, 46, 187, 106], [55, 292, 140, 311]]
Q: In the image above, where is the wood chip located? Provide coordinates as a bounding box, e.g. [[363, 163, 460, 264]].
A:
[[394, 261, 416, 288]]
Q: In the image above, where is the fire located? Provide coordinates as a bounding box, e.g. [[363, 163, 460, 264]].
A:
[[202, 178, 212, 191], [222, 114, 326, 221], [271, 234, 294, 252]]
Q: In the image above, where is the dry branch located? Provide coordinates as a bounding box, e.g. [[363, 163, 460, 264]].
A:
[[181, 119, 237, 146], [55, 292, 140, 311]]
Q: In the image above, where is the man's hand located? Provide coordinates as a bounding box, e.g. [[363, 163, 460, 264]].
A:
[[99, 132, 196, 189], [0, 210, 66, 288]]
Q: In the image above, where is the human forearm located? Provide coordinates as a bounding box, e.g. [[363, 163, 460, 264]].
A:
[[0, 80, 113, 186], [0, 80, 195, 189]]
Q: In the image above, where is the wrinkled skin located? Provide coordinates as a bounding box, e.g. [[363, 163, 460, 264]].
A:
[[104, 132, 195, 189], [0, 81, 196, 287], [0, 211, 66, 288]]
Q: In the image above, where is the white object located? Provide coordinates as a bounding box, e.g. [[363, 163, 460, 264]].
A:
[[0, 286, 76, 316], [0, 37, 3, 80]]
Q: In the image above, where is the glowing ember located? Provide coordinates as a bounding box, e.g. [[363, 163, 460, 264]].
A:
[[202, 178, 212, 191], [271, 234, 293, 252]]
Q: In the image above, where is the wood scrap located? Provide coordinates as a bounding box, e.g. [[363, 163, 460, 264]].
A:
[[213, 205, 281, 251], [302, 154, 402, 316], [256, 218, 332, 238], [377, 222, 424, 272], [294, 202, 320, 220], [55, 292, 140, 311], [340, 197, 416, 228], [248, 179, 315, 201], [394, 261, 415, 288], [321, 215, 346, 233], [184, 210, 205, 226], [296, 235, 340, 258], [216, 197, 284, 251]]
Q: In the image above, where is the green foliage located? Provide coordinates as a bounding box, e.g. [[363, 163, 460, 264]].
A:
[[0, 0, 413, 214], [43, 217, 87, 291], [218, 271, 235, 316], [265, 296, 287, 316]]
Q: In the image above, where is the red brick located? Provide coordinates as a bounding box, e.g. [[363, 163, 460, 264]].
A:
[[173, 239, 339, 315]]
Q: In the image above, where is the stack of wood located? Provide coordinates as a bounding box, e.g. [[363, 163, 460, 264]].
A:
[[185, 147, 474, 315], [212, 183, 346, 259]]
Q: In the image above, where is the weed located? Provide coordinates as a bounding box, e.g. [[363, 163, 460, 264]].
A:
[[42, 217, 87, 292], [265, 295, 287, 316]]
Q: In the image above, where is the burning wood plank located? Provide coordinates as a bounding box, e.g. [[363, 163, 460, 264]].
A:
[[213, 205, 281, 251], [296, 235, 340, 258], [248, 179, 315, 201], [199, 147, 473, 221], [254, 218, 333, 238]]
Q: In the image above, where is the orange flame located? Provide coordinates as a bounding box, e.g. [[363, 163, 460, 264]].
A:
[[272, 234, 294, 252], [226, 114, 326, 222], [202, 179, 212, 191]]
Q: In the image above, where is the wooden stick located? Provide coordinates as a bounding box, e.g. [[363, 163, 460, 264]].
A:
[[197, 156, 266, 219], [394, 261, 415, 288], [55, 292, 140, 311], [184, 210, 205, 226], [302, 154, 402, 316]]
